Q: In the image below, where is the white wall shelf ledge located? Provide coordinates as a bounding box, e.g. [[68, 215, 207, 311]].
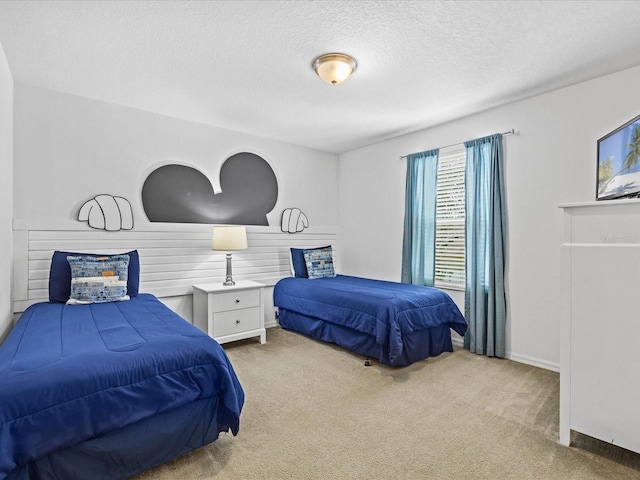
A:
[[559, 198, 640, 209]]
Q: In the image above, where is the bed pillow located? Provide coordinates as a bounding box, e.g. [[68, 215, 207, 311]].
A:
[[290, 246, 330, 278], [66, 254, 130, 305], [49, 250, 140, 303], [303, 246, 336, 279]]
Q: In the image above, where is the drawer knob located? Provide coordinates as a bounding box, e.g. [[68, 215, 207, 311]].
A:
[[235, 299, 240, 303], [235, 319, 241, 324]]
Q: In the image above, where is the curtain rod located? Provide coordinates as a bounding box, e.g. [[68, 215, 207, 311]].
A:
[[399, 129, 515, 160]]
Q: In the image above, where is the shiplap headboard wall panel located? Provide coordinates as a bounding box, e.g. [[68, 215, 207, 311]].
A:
[[13, 222, 339, 313]]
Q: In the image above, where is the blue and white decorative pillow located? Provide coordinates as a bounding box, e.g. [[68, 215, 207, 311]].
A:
[[290, 245, 331, 278], [303, 246, 336, 279], [66, 254, 130, 305]]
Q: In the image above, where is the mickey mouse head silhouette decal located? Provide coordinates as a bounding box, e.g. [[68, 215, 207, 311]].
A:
[[142, 152, 278, 225]]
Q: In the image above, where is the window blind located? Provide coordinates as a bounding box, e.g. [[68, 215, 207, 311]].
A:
[[435, 145, 465, 289]]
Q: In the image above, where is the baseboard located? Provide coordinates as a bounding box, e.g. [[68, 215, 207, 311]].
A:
[[506, 352, 559, 372], [265, 319, 279, 329], [451, 336, 559, 372]]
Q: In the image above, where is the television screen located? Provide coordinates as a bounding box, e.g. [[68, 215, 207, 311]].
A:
[[597, 113, 640, 200]]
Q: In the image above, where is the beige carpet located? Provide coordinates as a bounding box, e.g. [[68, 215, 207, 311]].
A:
[[131, 327, 640, 480]]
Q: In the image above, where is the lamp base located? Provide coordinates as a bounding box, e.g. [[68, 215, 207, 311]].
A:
[[223, 253, 235, 286]]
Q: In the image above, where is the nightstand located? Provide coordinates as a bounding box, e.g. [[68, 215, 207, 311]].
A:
[[192, 280, 266, 345]]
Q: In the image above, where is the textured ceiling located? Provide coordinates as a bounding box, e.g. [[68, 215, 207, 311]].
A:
[[2, 0, 640, 154]]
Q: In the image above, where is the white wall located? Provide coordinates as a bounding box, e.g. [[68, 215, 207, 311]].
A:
[[13, 83, 339, 228], [0, 43, 13, 344], [12, 83, 339, 321], [339, 64, 640, 371]]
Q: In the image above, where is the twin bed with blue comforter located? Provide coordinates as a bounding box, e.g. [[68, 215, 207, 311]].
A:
[[0, 251, 244, 480], [274, 275, 467, 367]]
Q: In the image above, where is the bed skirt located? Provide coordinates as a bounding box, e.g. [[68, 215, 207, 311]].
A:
[[278, 308, 455, 367], [7, 395, 226, 480]]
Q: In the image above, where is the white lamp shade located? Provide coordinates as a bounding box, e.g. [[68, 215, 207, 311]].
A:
[[212, 226, 248, 251]]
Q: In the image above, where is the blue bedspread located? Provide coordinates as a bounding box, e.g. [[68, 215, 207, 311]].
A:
[[0, 294, 244, 480], [273, 275, 467, 366]]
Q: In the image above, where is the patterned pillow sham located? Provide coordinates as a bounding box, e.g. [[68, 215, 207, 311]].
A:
[[66, 254, 130, 305], [49, 249, 140, 303], [290, 245, 331, 278], [303, 246, 336, 279]]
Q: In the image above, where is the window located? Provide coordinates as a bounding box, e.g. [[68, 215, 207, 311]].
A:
[[434, 145, 465, 289]]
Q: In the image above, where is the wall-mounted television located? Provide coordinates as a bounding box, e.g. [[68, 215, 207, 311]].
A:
[[597, 113, 640, 201]]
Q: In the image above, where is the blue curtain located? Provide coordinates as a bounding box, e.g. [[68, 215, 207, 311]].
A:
[[463, 134, 506, 357], [401, 149, 439, 286]]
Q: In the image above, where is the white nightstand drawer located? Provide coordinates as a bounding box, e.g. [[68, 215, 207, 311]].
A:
[[213, 289, 260, 313], [212, 307, 261, 338], [192, 280, 266, 345]]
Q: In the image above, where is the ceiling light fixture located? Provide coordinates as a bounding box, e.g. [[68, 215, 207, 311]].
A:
[[312, 53, 357, 85]]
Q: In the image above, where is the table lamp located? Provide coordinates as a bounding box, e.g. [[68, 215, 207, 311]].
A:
[[212, 226, 248, 286]]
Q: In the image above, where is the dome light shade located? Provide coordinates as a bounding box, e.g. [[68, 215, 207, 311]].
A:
[[312, 53, 357, 85]]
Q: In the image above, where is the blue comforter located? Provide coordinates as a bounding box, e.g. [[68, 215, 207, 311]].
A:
[[0, 294, 244, 479], [274, 275, 467, 365]]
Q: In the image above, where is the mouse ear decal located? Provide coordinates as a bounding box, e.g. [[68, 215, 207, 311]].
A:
[[78, 194, 134, 231], [142, 153, 278, 225], [281, 208, 309, 233]]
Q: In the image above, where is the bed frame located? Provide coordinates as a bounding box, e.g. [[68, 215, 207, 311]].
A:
[[278, 308, 457, 367], [274, 275, 467, 367], [7, 396, 224, 480]]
